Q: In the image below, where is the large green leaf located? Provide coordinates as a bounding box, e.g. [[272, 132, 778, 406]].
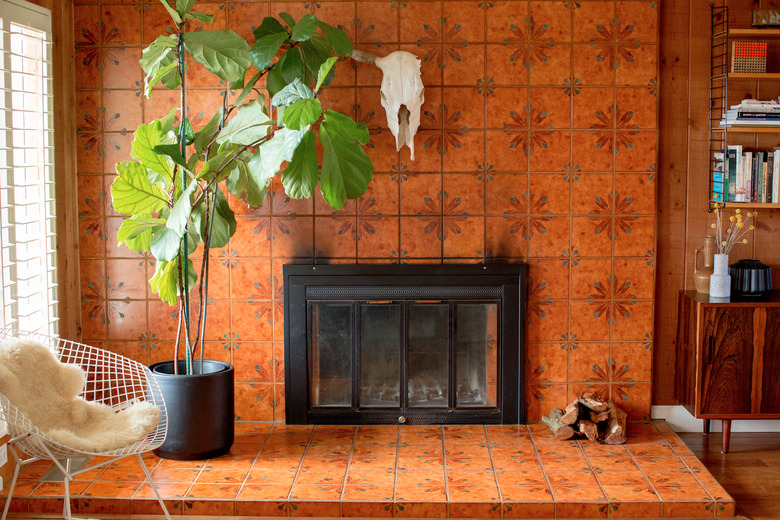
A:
[[226, 153, 268, 208], [216, 100, 271, 146], [281, 130, 318, 199], [151, 180, 198, 262], [318, 115, 373, 209], [322, 109, 370, 144], [253, 17, 287, 40], [205, 187, 236, 248], [117, 215, 165, 252], [291, 13, 318, 42], [175, 0, 196, 16], [317, 21, 353, 57], [150, 226, 183, 262], [194, 107, 224, 155], [280, 47, 305, 83], [131, 120, 174, 183], [112, 161, 169, 215], [300, 34, 332, 73], [153, 143, 188, 169], [315, 56, 338, 92], [149, 257, 196, 305], [278, 12, 297, 29], [183, 30, 252, 82], [184, 11, 214, 23], [271, 78, 314, 107], [158, 0, 181, 24], [248, 127, 307, 187], [250, 31, 288, 71], [166, 180, 199, 236], [265, 61, 288, 98], [282, 98, 322, 130], [140, 35, 177, 97]]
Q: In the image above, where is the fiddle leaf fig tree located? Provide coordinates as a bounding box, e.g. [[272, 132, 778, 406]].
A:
[[111, 0, 373, 374]]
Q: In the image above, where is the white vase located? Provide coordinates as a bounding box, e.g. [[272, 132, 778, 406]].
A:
[[709, 253, 731, 299]]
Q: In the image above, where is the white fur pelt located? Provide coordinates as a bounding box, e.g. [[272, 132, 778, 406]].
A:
[[0, 338, 160, 453]]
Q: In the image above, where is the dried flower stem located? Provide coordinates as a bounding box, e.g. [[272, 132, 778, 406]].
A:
[[711, 205, 756, 255]]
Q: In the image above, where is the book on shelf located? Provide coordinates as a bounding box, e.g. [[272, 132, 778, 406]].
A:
[[717, 148, 780, 204]]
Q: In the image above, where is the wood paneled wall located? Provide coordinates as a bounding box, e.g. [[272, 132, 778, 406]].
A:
[[656, 0, 780, 405]]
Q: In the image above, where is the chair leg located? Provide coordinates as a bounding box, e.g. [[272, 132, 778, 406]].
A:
[[137, 454, 171, 520], [62, 459, 72, 520]]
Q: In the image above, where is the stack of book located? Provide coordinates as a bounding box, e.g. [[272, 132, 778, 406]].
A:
[[720, 98, 780, 126], [712, 145, 780, 203]]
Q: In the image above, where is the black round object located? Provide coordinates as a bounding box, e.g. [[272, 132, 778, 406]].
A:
[[728, 259, 773, 298], [150, 360, 234, 460]]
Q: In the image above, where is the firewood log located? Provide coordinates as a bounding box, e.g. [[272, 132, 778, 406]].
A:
[[560, 398, 580, 425], [589, 410, 609, 423], [578, 391, 608, 412], [541, 408, 575, 440], [602, 401, 627, 445], [577, 419, 599, 441]]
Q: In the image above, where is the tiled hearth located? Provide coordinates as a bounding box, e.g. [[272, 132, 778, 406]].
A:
[[1, 421, 733, 519]]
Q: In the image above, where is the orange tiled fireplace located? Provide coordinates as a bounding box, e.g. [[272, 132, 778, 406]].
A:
[[283, 264, 525, 425]]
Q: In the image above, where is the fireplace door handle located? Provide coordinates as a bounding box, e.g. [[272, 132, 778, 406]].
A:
[[415, 300, 442, 304], [367, 300, 393, 304]]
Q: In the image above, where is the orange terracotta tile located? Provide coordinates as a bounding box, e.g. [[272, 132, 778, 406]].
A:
[[601, 484, 659, 502], [245, 469, 298, 485], [500, 485, 553, 502], [594, 470, 647, 486], [447, 482, 501, 501], [569, 342, 610, 382], [491, 445, 539, 458], [546, 470, 599, 487], [661, 501, 716, 518], [234, 499, 287, 517], [616, 44, 658, 86], [185, 483, 241, 500], [349, 457, 398, 472], [134, 482, 190, 500], [289, 483, 343, 501], [556, 501, 609, 518], [354, 444, 399, 458], [288, 500, 341, 517], [393, 500, 447, 518], [395, 485, 447, 502], [342, 499, 395, 517], [525, 384, 568, 423], [607, 500, 662, 518], [346, 469, 396, 487], [294, 469, 346, 486], [299, 456, 350, 471], [570, 300, 611, 342], [614, 131, 656, 173], [236, 484, 291, 500], [79, 497, 132, 516], [446, 457, 495, 472], [445, 445, 491, 458], [495, 469, 546, 487], [654, 485, 712, 502], [502, 500, 556, 518], [588, 457, 639, 472]]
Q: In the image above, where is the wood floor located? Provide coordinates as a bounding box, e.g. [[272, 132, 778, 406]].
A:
[[678, 431, 780, 520]]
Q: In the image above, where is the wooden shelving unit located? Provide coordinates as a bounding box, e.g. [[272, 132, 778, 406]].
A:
[[709, 4, 780, 210]]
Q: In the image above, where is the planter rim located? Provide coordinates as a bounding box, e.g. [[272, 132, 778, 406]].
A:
[[150, 359, 233, 377]]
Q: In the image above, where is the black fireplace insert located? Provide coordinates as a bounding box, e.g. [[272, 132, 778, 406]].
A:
[[283, 264, 526, 425]]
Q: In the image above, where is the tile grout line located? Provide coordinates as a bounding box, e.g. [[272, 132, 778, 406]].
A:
[[337, 425, 359, 505], [285, 425, 317, 504], [575, 439, 610, 507], [528, 427, 556, 516], [653, 423, 720, 505], [482, 424, 504, 507]]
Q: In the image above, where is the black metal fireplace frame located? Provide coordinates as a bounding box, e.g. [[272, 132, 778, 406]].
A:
[[283, 264, 526, 425]]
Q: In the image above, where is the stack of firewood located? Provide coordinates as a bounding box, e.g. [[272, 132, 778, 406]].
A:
[[541, 392, 627, 444]]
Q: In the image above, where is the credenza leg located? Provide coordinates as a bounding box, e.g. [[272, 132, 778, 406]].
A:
[[703, 419, 710, 435], [721, 419, 731, 454]]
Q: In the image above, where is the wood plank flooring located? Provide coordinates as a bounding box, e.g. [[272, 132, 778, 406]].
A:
[[679, 431, 780, 520]]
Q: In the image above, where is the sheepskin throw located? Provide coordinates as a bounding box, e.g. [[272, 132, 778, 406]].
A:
[[0, 338, 160, 453]]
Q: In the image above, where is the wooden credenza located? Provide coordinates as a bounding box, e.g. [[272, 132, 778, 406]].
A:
[[675, 291, 780, 453]]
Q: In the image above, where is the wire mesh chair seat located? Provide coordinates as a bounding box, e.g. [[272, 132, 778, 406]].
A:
[[0, 328, 171, 520]]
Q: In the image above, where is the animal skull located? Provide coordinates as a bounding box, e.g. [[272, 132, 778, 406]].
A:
[[373, 51, 425, 160]]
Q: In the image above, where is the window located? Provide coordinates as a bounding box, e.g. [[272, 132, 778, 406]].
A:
[[0, 0, 56, 335]]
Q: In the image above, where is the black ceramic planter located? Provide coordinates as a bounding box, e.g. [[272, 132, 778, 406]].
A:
[[150, 360, 234, 460]]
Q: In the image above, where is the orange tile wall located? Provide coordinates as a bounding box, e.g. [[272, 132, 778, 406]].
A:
[[74, 0, 658, 423]]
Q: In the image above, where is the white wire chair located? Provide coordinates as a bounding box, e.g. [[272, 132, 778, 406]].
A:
[[0, 328, 171, 520]]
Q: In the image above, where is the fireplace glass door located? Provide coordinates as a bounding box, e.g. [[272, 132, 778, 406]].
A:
[[308, 299, 499, 418]]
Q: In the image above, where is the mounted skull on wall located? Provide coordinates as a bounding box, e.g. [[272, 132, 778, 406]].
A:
[[351, 50, 425, 160]]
